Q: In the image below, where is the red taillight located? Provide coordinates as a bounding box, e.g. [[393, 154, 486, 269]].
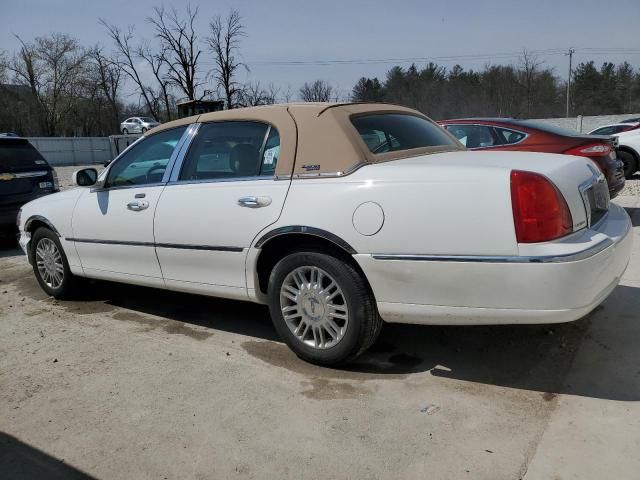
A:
[[510, 170, 573, 243], [563, 142, 611, 157]]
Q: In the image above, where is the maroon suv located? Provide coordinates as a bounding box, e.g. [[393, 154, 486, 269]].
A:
[[438, 118, 625, 198]]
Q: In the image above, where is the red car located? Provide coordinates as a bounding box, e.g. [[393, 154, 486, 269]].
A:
[[438, 118, 625, 198]]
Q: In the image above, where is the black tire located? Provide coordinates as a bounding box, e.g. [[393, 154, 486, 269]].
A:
[[122, 128, 128, 135], [141, 127, 148, 133], [619, 150, 638, 179], [31, 227, 77, 299], [267, 251, 382, 366]]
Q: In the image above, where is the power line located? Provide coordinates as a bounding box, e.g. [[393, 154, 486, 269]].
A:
[[199, 47, 640, 68]]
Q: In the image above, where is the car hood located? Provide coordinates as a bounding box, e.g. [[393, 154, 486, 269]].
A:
[[21, 187, 83, 213]]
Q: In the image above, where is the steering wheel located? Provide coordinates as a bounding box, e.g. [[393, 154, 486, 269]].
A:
[[146, 164, 166, 183]]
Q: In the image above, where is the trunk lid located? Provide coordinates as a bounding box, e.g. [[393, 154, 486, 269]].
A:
[[375, 150, 605, 232]]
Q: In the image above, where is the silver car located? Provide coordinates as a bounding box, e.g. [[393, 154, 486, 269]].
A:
[[120, 117, 160, 134]]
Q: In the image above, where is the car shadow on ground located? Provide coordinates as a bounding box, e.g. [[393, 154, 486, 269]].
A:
[[0, 432, 95, 480], [623, 207, 640, 226], [15, 271, 637, 403], [0, 232, 20, 257]]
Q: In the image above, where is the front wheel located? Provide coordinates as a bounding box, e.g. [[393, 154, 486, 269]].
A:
[[267, 251, 382, 366], [619, 150, 638, 179], [31, 227, 77, 299], [141, 127, 148, 133], [122, 128, 128, 135]]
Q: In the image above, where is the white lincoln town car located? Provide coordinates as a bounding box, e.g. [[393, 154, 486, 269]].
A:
[[17, 103, 632, 365]]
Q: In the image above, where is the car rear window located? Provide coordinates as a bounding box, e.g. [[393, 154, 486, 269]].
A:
[[0, 139, 48, 169], [351, 114, 457, 154]]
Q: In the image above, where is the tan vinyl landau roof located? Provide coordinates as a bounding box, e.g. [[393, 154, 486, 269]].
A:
[[147, 102, 463, 178]]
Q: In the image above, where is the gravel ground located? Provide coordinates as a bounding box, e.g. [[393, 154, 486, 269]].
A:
[[0, 165, 637, 479], [619, 174, 640, 196]]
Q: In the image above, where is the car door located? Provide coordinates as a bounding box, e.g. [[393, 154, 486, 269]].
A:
[[153, 121, 289, 299], [122, 118, 135, 132], [71, 125, 188, 287]]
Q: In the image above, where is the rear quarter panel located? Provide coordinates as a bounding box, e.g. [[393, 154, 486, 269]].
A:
[[270, 162, 519, 257]]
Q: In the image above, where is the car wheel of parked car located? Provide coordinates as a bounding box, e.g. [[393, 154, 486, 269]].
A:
[[141, 127, 148, 133], [122, 128, 128, 135], [31, 227, 76, 299], [268, 251, 382, 366], [619, 150, 638, 178]]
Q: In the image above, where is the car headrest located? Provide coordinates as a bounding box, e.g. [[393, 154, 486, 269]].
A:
[[229, 143, 259, 177]]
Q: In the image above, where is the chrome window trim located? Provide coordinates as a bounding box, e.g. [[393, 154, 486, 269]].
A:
[[95, 125, 193, 192], [168, 123, 202, 182], [443, 123, 529, 149], [168, 120, 281, 184], [167, 176, 276, 187]]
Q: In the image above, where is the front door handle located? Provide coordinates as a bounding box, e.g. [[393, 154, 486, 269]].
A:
[[238, 196, 272, 208], [127, 200, 149, 211]]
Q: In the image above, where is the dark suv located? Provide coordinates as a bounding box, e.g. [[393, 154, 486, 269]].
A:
[[0, 137, 58, 231]]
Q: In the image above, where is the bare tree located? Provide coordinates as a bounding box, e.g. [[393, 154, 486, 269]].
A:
[[518, 49, 544, 116], [299, 80, 333, 102], [207, 10, 246, 109], [0, 50, 8, 84], [100, 20, 161, 120], [10, 34, 87, 135], [137, 42, 174, 121], [88, 46, 122, 131], [282, 84, 293, 103], [147, 4, 203, 101], [238, 81, 280, 106]]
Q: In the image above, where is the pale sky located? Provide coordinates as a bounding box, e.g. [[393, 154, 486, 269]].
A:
[[2, 0, 640, 101]]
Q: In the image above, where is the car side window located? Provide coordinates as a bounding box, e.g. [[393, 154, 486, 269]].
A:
[[105, 126, 187, 188], [494, 127, 526, 145], [178, 121, 276, 181], [260, 128, 280, 177], [445, 125, 497, 148]]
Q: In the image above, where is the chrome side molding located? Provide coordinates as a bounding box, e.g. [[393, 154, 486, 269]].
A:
[[372, 238, 616, 264]]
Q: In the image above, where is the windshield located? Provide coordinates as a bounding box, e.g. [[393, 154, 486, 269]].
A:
[[139, 117, 157, 123]]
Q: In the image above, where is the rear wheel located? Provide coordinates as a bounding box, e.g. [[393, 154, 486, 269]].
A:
[[267, 251, 382, 366], [619, 150, 638, 179], [31, 227, 77, 298]]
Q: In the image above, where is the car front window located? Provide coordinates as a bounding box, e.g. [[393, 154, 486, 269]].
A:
[[105, 126, 187, 188]]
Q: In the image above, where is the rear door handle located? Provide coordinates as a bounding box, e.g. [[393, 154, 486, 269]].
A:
[[238, 196, 272, 208], [127, 200, 149, 211]]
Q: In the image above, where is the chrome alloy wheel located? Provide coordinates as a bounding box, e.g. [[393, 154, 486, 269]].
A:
[[35, 238, 64, 289], [279, 266, 349, 349]]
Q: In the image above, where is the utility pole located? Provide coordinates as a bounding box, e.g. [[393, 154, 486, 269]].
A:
[[565, 48, 575, 117]]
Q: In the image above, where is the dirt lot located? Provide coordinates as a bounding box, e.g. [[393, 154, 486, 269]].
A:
[[0, 168, 639, 479]]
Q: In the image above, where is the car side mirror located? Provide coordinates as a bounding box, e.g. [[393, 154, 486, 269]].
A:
[[73, 168, 98, 187]]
